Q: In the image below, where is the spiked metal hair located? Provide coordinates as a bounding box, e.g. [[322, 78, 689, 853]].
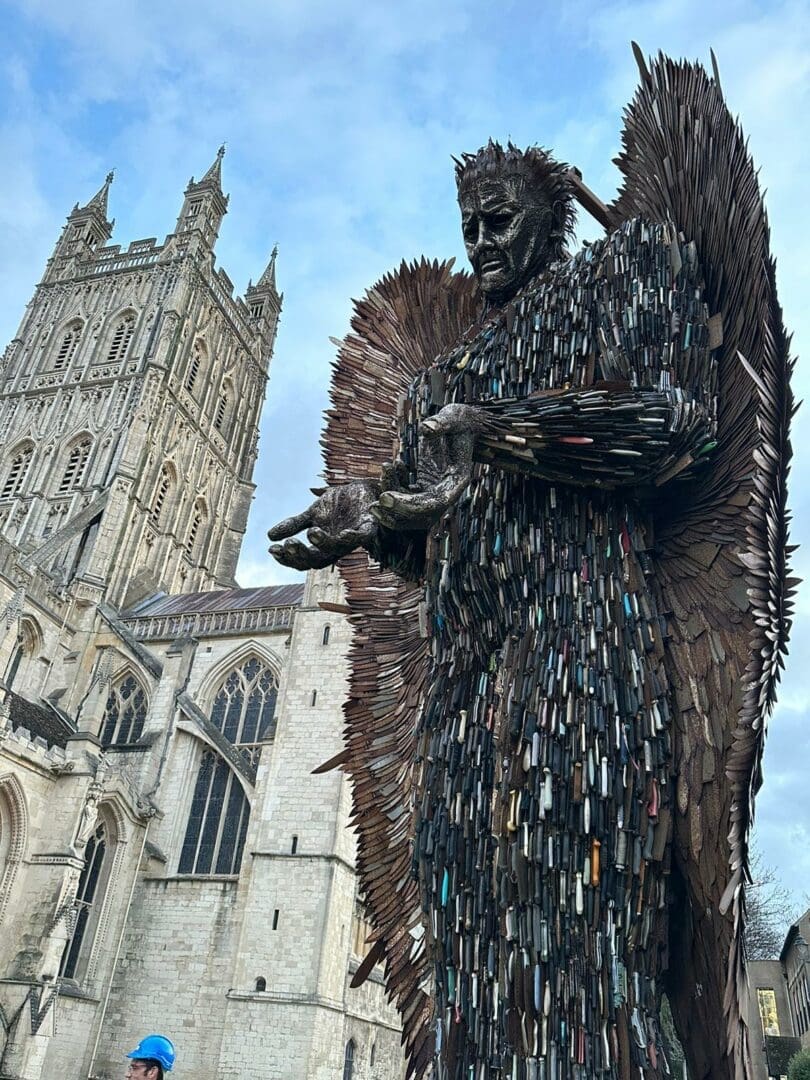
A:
[[454, 140, 577, 261]]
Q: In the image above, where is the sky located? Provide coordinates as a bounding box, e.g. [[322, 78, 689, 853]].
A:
[[0, 0, 808, 911]]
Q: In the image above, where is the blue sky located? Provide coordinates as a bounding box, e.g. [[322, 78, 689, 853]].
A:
[[1, 0, 808, 909]]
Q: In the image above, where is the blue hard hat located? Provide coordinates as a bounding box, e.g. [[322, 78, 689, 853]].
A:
[[126, 1035, 175, 1071]]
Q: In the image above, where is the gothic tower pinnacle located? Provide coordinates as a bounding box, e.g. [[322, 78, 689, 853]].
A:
[[85, 170, 115, 216], [174, 146, 229, 250], [0, 151, 279, 607], [245, 244, 282, 334], [44, 171, 115, 282]]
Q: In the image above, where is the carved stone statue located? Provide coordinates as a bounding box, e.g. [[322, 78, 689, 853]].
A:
[[73, 780, 102, 852], [270, 50, 793, 1080]]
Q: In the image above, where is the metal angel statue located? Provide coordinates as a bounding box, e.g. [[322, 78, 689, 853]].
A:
[[269, 48, 794, 1080]]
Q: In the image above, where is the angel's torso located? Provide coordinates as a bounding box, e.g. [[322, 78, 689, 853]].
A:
[[406, 224, 677, 1079]]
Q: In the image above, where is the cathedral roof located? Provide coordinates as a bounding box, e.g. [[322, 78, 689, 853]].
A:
[[124, 583, 305, 618], [7, 691, 74, 749]]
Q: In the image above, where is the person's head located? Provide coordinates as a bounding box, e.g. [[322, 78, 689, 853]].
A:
[[454, 140, 576, 305], [125, 1035, 174, 1080], [125, 1059, 162, 1080]]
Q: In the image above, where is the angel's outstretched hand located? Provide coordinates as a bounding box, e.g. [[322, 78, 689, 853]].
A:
[[268, 480, 380, 570], [369, 403, 489, 531]]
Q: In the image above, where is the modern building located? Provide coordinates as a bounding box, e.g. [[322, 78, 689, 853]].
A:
[[747, 910, 810, 1078], [0, 152, 404, 1079]]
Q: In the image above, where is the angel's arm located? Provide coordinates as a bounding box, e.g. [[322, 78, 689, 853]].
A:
[[475, 380, 715, 489]]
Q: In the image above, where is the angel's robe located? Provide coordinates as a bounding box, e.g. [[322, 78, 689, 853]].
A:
[[379, 218, 717, 1080]]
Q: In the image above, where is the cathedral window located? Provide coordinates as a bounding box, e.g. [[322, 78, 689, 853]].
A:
[[5, 618, 40, 691], [185, 500, 207, 558], [249, 301, 264, 319], [178, 750, 249, 876], [343, 1040, 355, 1080], [213, 390, 229, 433], [350, 896, 376, 962], [209, 655, 279, 765], [59, 817, 111, 981], [106, 313, 136, 364], [185, 347, 202, 394], [151, 465, 175, 528], [322, 624, 331, 646], [54, 322, 83, 370], [100, 673, 148, 746], [1, 444, 34, 500], [58, 437, 92, 493]]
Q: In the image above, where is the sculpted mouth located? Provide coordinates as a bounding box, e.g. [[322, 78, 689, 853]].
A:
[[479, 256, 504, 274]]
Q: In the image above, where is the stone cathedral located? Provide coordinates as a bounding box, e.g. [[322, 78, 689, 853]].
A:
[[0, 151, 404, 1080]]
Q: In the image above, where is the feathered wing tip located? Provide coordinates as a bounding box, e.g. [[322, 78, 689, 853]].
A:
[[611, 47, 793, 1080]]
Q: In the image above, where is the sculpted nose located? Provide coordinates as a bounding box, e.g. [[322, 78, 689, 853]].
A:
[[472, 220, 492, 255]]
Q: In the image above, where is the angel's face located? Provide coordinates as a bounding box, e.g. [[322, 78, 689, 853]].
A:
[[460, 176, 554, 304]]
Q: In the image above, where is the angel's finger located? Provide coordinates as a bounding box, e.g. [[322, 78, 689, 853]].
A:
[[306, 528, 349, 559], [367, 504, 404, 530], [309, 522, 376, 550], [379, 474, 465, 515], [370, 494, 441, 531], [421, 404, 478, 436], [267, 502, 317, 542], [268, 538, 334, 571]]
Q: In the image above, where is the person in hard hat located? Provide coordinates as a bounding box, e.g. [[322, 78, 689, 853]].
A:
[[125, 1034, 175, 1079]]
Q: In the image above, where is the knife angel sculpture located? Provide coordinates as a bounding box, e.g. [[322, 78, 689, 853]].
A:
[[270, 49, 794, 1080]]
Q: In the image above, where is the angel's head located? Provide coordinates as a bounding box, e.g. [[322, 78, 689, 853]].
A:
[[454, 141, 576, 304]]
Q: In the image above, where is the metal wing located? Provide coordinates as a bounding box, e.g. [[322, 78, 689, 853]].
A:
[[323, 259, 481, 1076], [609, 49, 796, 1080]]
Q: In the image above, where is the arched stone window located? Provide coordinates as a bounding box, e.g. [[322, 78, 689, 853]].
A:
[[1, 443, 34, 500], [322, 624, 331, 646], [54, 321, 83, 370], [213, 380, 231, 434], [150, 464, 175, 528], [210, 655, 279, 765], [0, 792, 11, 879], [99, 674, 148, 746], [59, 815, 112, 982], [343, 1040, 355, 1080], [185, 499, 207, 559], [5, 617, 41, 692], [186, 341, 205, 394], [0, 775, 27, 926], [350, 895, 377, 963], [106, 313, 136, 364], [58, 436, 92, 493], [178, 750, 249, 876]]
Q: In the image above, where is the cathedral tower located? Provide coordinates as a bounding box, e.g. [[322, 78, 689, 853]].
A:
[[0, 150, 281, 607], [0, 153, 405, 1080]]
